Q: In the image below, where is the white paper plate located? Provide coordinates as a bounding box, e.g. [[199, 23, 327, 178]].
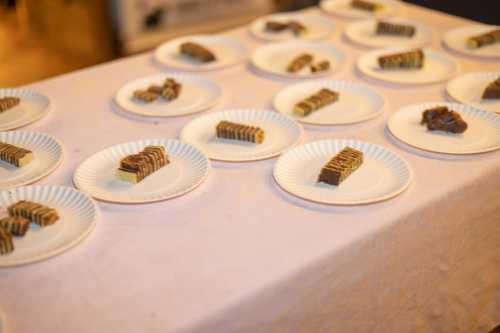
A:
[[273, 80, 384, 125], [0, 89, 50, 131], [154, 34, 247, 71], [115, 73, 222, 117], [180, 109, 303, 162], [443, 25, 500, 59], [274, 139, 411, 205], [320, 0, 399, 19], [0, 186, 98, 267], [74, 139, 210, 203], [0, 131, 63, 190], [250, 13, 335, 41], [447, 72, 500, 114], [388, 102, 500, 154], [251, 41, 346, 79], [345, 18, 433, 49], [357, 48, 458, 84]]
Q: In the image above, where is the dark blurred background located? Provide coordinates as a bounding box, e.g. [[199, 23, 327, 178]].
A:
[[0, 0, 498, 87]]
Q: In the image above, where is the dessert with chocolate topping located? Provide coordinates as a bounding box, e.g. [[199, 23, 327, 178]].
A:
[[378, 49, 424, 69], [0, 142, 33, 168], [0, 216, 30, 237], [287, 53, 314, 73], [265, 20, 307, 36], [310, 60, 330, 73], [216, 121, 265, 144], [179, 42, 216, 63], [421, 106, 468, 134], [467, 29, 500, 49], [318, 147, 364, 186], [376, 21, 416, 37], [8, 201, 60, 227], [0, 226, 14, 255], [351, 0, 383, 12], [293, 88, 339, 117], [0, 96, 20, 113], [133, 77, 182, 103], [482, 77, 500, 100], [117, 146, 169, 184]]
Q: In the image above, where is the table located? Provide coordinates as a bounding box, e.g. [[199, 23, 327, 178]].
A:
[[1, 3, 499, 333]]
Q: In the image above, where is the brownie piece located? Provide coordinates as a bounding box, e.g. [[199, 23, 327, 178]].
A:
[[318, 147, 364, 186], [421, 106, 468, 134]]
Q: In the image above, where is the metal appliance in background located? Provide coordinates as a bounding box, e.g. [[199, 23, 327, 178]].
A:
[[111, 0, 276, 55]]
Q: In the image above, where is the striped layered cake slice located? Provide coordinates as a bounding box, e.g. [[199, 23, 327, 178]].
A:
[[293, 88, 339, 117], [0, 216, 30, 237], [287, 54, 314, 73], [351, 0, 383, 11], [0, 96, 20, 113], [0, 226, 14, 255], [376, 21, 416, 37], [318, 147, 364, 186], [179, 42, 216, 63], [482, 77, 500, 100], [0, 141, 33, 167], [467, 29, 500, 49], [216, 121, 265, 144], [117, 146, 170, 184], [8, 200, 59, 227], [378, 49, 424, 69]]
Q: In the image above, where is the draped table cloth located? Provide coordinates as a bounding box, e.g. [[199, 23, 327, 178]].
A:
[[1, 3, 499, 333]]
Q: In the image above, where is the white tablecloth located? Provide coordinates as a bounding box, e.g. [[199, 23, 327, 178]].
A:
[[1, 3, 499, 333]]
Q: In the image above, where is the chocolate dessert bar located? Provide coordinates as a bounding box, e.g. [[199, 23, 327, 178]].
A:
[[0, 216, 30, 237], [0, 96, 20, 113], [117, 146, 169, 184], [0, 142, 33, 167], [378, 49, 424, 69], [310, 60, 330, 73], [134, 78, 182, 103], [293, 88, 339, 117], [265, 20, 306, 36], [466, 29, 500, 49], [179, 42, 216, 63], [376, 21, 416, 37], [0, 226, 14, 255], [318, 147, 363, 186], [482, 76, 500, 100], [421, 106, 468, 134], [133, 90, 158, 103], [351, 0, 383, 12], [287, 54, 314, 73], [8, 201, 59, 227], [216, 121, 265, 144]]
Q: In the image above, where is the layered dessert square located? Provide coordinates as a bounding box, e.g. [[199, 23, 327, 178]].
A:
[[376, 21, 416, 37], [133, 77, 182, 103], [0, 226, 14, 255], [293, 88, 339, 117], [351, 0, 383, 11], [318, 147, 364, 186], [117, 146, 169, 184], [0, 96, 20, 113], [467, 29, 500, 49], [378, 49, 424, 69], [8, 201, 60, 227], [0, 142, 33, 167], [287, 53, 314, 73], [216, 121, 265, 144], [179, 42, 216, 63], [0, 216, 30, 237]]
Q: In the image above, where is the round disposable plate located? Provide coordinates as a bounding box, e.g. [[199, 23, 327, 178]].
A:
[[388, 102, 500, 154], [345, 18, 433, 49], [250, 13, 335, 42], [274, 139, 411, 205], [446, 72, 500, 114], [154, 34, 247, 71], [0, 89, 50, 131], [357, 47, 458, 84], [443, 25, 500, 59], [320, 0, 399, 19], [0, 131, 63, 189], [273, 80, 384, 125], [0, 186, 98, 267], [74, 139, 210, 203], [180, 109, 303, 162], [115, 73, 222, 117], [251, 41, 345, 79]]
